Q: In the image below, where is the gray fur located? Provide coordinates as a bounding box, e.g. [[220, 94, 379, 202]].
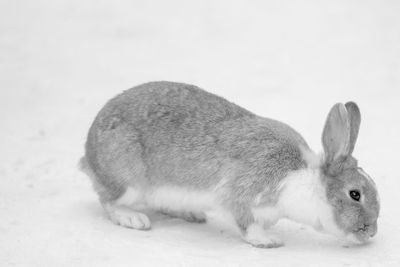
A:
[[321, 102, 380, 241], [322, 103, 351, 171], [345, 101, 361, 155], [82, 81, 308, 231]]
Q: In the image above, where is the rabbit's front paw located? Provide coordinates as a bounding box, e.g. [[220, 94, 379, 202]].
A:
[[244, 223, 283, 248]]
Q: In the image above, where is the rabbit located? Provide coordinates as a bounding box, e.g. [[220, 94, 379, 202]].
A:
[[80, 81, 380, 248]]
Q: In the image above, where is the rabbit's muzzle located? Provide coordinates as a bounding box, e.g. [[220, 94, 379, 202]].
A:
[[353, 220, 377, 242]]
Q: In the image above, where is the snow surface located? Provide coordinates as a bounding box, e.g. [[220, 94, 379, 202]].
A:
[[1, 0, 400, 266]]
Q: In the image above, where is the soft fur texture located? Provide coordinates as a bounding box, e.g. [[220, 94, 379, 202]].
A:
[[81, 81, 380, 248]]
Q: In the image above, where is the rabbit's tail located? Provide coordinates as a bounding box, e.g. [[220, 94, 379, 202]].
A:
[[78, 155, 126, 204], [78, 156, 87, 170], [78, 156, 92, 177]]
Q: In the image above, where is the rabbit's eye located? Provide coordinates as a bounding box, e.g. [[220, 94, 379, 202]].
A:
[[349, 190, 361, 201]]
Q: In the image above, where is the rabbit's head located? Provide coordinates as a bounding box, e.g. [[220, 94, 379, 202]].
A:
[[320, 102, 380, 243]]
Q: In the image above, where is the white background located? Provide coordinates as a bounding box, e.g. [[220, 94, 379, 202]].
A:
[[1, 0, 399, 266]]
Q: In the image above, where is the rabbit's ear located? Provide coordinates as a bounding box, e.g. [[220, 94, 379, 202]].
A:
[[345, 102, 361, 155], [322, 103, 351, 166]]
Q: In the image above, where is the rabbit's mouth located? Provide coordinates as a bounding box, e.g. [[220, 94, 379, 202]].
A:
[[351, 222, 377, 243]]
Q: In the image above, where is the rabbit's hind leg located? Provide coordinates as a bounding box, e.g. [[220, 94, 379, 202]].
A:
[[103, 187, 151, 230], [104, 203, 151, 230]]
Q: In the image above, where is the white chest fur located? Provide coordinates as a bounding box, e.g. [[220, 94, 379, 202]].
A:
[[276, 168, 343, 236]]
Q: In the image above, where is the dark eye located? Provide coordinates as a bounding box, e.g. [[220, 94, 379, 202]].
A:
[[349, 190, 361, 201]]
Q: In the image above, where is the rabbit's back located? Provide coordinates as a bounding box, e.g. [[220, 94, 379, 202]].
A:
[[85, 81, 308, 202], [100, 81, 254, 129]]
